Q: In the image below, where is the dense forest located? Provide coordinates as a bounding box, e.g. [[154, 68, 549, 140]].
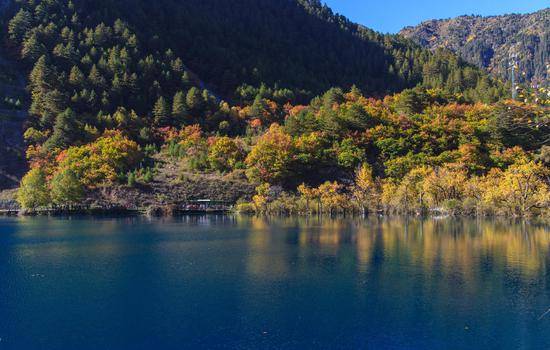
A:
[[0, 0, 548, 216], [2, 0, 506, 150], [401, 8, 549, 86]]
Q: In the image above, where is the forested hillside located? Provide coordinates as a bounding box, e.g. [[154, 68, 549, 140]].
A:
[[23, 0, 503, 98], [0, 2, 26, 189], [1, 0, 547, 217], [400, 9, 549, 85], [1, 0, 505, 156]]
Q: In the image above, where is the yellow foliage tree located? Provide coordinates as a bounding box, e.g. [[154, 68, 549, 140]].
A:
[[57, 130, 142, 187], [318, 181, 348, 215], [382, 166, 432, 214], [245, 123, 294, 184], [484, 161, 549, 216], [297, 183, 318, 214], [208, 136, 245, 172], [423, 164, 468, 210], [352, 163, 379, 215]]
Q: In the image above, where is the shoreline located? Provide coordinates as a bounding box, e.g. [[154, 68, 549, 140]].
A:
[[0, 207, 233, 217], [1, 207, 548, 221]]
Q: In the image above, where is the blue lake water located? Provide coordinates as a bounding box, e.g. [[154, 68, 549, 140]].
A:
[[0, 216, 549, 349]]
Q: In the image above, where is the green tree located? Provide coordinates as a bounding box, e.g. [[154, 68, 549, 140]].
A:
[[17, 168, 50, 210], [172, 91, 189, 124], [186, 87, 204, 112], [335, 138, 364, 169], [250, 95, 268, 120], [8, 9, 32, 43], [88, 64, 106, 88], [181, 71, 192, 88], [69, 66, 85, 86], [21, 32, 45, 61], [394, 88, 427, 115], [45, 108, 79, 149], [28, 55, 53, 103], [50, 169, 85, 207], [153, 96, 171, 125]]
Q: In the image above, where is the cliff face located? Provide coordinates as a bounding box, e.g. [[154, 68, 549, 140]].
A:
[[400, 9, 549, 85]]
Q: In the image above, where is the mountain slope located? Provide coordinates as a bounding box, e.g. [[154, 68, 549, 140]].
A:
[[0, 2, 26, 189], [400, 9, 549, 85], [5, 0, 502, 103], [0, 0, 507, 192], [0, 0, 504, 155]]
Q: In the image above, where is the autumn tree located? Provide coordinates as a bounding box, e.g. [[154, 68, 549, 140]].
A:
[[423, 164, 468, 211], [252, 183, 272, 213], [318, 181, 348, 215], [298, 183, 319, 214], [484, 161, 549, 216], [245, 124, 294, 184], [58, 131, 142, 187], [382, 166, 433, 214], [352, 163, 379, 215], [207, 137, 245, 172]]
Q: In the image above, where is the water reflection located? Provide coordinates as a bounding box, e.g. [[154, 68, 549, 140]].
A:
[[243, 216, 550, 279], [1, 215, 549, 349], [241, 216, 550, 349]]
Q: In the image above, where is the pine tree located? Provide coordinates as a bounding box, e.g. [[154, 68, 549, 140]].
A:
[[250, 95, 268, 120], [172, 91, 189, 124], [69, 66, 85, 86], [29, 56, 59, 122], [186, 87, 204, 112], [171, 58, 184, 74], [153, 96, 170, 125], [29, 56, 52, 94], [88, 64, 106, 88], [181, 72, 192, 88], [8, 9, 32, 43], [45, 108, 79, 149], [21, 33, 45, 61]]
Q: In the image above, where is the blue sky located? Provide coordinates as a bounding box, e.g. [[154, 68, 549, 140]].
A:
[[323, 0, 549, 33]]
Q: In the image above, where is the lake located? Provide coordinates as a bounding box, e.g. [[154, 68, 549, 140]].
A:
[[0, 216, 549, 349]]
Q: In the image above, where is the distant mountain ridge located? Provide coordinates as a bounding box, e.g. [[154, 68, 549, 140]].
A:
[[400, 8, 549, 85]]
